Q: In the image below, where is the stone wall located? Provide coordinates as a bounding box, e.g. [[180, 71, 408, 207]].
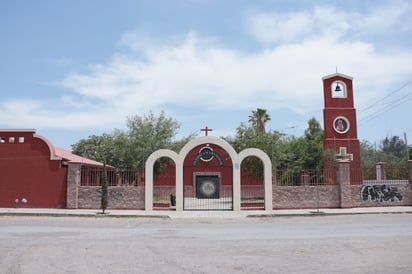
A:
[[67, 164, 81, 209], [77, 186, 144, 209], [273, 186, 339, 209], [272, 183, 411, 210], [350, 183, 411, 207]]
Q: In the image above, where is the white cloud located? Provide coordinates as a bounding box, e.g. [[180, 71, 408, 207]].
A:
[[247, 1, 412, 45], [246, 11, 314, 44], [246, 5, 350, 45], [353, 0, 412, 33], [0, 2, 411, 135]]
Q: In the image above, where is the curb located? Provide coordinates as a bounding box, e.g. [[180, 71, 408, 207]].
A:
[[1, 210, 411, 219], [0, 212, 170, 218], [247, 211, 412, 218]]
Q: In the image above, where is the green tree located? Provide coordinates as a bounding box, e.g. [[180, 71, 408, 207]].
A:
[[275, 135, 305, 169], [360, 138, 408, 180], [126, 111, 181, 169], [71, 111, 192, 170], [227, 116, 326, 177], [72, 134, 114, 163], [274, 118, 326, 170], [360, 136, 408, 168], [170, 133, 197, 152], [224, 122, 281, 180], [302, 117, 326, 169], [226, 122, 281, 157], [380, 136, 408, 159], [248, 108, 271, 133], [360, 140, 378, 168], [304, 117, 323, 141]]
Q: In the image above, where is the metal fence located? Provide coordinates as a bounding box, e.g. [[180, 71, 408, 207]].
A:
[[80, 166, 144, 187], [184, 185, 233, 211], [240, 168, 264, 209], [153, 186, 176, 210], [240, 185, 264, 210], [274, 168, 335, 186], [272, 165, 409, 186], [362, 165, 409, 184]]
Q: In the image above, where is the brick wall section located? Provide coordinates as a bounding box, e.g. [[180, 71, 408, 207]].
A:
[[77, 186, 145, 209], [273, 186, 339, 209], [66, 164, 81, 209]]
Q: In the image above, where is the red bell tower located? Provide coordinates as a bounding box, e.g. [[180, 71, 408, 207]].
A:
[[322, 72, 362, 184]]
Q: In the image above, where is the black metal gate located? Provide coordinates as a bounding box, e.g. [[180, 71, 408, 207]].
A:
[[183, 166, 233, 211]]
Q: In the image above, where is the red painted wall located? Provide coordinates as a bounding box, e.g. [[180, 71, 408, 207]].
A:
[[322, 74, 362, 185], [154, 161, 176, 186], [0, 131, 67, 208], [183, 144, 233, 186]]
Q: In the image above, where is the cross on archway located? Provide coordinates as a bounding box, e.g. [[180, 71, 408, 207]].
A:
[[201, 126, 213, 136]]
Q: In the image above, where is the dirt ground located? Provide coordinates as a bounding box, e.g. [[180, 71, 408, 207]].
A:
[[0, 214, 411, 273]]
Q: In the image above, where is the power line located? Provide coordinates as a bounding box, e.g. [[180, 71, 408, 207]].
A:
[[358, 79, 412, 125], [359, 79, 412, 113], [359, 93, 412, 125]]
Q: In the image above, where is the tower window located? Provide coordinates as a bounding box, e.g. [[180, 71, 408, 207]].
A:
[[331, 81, 347, 98]]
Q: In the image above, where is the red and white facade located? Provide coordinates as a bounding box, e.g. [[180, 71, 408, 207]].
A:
[[322, 73, 362, 184], [1, 73, 411, 210]]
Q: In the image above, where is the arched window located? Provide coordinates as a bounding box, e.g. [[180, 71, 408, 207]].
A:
[[331, 81, 347, 98]]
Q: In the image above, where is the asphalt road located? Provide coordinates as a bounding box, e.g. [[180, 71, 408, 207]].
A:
[[0, 214, 411, 273]]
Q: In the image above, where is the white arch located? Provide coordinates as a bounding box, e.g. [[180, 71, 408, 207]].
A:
[[145, 149, 179, 211], [179, 136, 239, 163], [144, 136, 273, 212], [178, 136, 241, 211], [238, 148, 273, 211]]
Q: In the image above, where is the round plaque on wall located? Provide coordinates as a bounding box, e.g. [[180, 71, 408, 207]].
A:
[[200, 180, 217, 197], [199, 146, 214, 162], [333, 116, 350, 134]]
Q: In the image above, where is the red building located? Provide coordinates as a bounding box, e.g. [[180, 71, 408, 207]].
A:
[[322, 73, 362, 184], [0, 129, 103, 208]]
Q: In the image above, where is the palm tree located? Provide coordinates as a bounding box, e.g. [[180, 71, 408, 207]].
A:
[[248, 108, 271, 133]]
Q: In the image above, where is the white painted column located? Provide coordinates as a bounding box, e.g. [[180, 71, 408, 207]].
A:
[[144, 161, 153, 211], [232, 159, 241, 211], [175, 158, 184, 211], [264, 161, 273, 212]]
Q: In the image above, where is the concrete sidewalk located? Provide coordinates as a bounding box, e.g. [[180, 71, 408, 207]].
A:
[[1, 206, 411, 219]]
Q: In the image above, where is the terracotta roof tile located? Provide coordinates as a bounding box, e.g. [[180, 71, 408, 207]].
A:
[[54, 147, 105, 166]]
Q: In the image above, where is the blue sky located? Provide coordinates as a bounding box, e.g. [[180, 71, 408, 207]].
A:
[[1, 0, 412, 150]]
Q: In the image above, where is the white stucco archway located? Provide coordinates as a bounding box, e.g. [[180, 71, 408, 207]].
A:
[[238, 148, 273, 211], [145, 149, 179, 211], [145, 136, 272, 212]]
